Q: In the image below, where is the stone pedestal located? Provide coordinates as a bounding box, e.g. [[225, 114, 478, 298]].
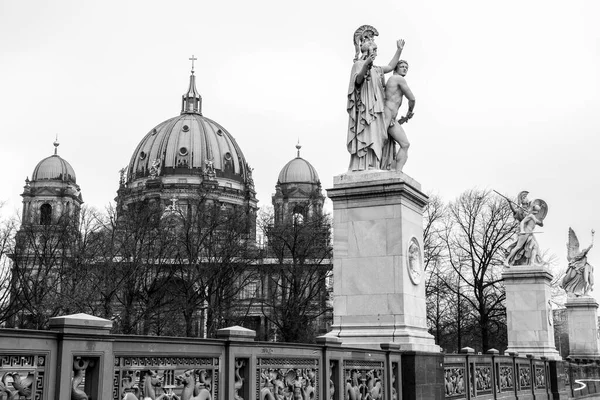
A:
[[565, 297, 600, 358], [325, 170, 439, 352], [503, 266, 561, 359]]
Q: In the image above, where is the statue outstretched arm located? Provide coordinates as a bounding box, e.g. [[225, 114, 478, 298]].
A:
[[382, 39, 405, 74]]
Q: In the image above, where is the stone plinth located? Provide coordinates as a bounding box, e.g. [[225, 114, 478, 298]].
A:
[[325, 170, 439, 352], [503, 266, 561, 360], [565, 297, 600, 358]]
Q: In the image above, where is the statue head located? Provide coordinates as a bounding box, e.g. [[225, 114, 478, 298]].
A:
[[395, 60, 409, 76], [353, 25, 379, 62]]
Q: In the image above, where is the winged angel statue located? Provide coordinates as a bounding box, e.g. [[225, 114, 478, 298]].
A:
[[503, 191, 548, 267], [560, 228, 595, 297]]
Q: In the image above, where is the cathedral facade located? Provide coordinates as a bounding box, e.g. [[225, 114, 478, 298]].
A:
[[10, 67, 331, 341]]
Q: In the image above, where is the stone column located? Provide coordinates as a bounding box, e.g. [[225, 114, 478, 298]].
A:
[[565, 297, 600, 358], [325, 170, 439, 352], [49, 313, 114, 400], [503, 267, 561, 359]]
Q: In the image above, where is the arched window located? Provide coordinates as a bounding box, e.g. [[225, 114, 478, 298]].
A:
[[40, 203, 52, 225]]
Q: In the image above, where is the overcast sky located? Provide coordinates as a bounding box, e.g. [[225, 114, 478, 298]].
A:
[[1, 1, 599, 304]]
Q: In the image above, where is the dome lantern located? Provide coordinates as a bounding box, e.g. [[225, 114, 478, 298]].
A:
[[181, 55, 202, 115]]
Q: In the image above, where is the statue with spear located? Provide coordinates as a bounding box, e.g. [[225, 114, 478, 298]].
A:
[[495, 190, 548, 267]]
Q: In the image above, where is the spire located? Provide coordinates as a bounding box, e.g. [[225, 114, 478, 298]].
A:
[[296, 140, 302, 158], [181, 55, 202, 115], [53, 136, 60, 155]]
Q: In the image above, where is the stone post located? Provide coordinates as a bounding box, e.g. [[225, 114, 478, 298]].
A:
[[503, 267, 561, 359], [565, 297, 600, 358], [216, 326, 256, 400], [326, 170, 439, 352], [49, 313, 113, 400]]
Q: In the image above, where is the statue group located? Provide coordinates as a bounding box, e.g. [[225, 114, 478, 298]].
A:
[[346, 25, 416, 172], [502, 190, 595, 297], [503, 191, 548, 268]]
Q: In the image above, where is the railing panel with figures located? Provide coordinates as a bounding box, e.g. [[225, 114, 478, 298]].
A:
[[0, 315, 580, 400], [0, 330, 58, 400], [444, 351, 557, 400], [210, 337, 402, 400], [111, 336, 225, 400]]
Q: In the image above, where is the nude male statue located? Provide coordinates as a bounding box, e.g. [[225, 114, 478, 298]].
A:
[[382, 60, 415, 171]]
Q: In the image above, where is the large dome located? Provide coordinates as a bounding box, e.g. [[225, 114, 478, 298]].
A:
[[118, 70, 256, 210], [127, 113, 250, 185], [32, 142, 76, 183], [277, 145, 320, 184]]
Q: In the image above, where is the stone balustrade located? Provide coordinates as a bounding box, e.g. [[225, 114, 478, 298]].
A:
[[0, 313, 590, 399]]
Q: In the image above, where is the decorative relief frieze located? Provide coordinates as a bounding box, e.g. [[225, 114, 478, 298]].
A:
[[497, 364, 514, 392], [518, 364, 531, 390], [256, 358, 318, 400], [474, 364, 492, 394], [113, 356, 219, 400], [444, 365, 466, 398], [343, 360, 384, 400], [0, 354, 46, 400], [535, 366, 546, 389]]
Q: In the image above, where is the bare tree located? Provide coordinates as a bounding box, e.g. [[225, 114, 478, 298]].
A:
[[258, 207, 332, 343], [438, 189, 514, 352], [9, 206, 88, 329], [166, 199, 259, 338], [0, 203, 18, 325]]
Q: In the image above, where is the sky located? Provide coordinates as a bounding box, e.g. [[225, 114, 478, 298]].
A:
[[1, 1, 599, 304]]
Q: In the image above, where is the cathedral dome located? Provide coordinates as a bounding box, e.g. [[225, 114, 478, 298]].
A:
[[31, 141, 76, 183], [119, 68, 256, 210], [127, 113, 250, 185], [277, 144, 320, 184]]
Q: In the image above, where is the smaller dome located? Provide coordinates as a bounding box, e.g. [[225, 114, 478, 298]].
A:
[[278, 152, 320, 184], [32, 155, 77, 183]]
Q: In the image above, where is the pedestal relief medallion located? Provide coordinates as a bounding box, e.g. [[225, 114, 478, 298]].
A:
[[407, 237, 422, 285]]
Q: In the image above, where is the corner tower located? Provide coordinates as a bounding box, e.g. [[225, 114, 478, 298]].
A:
[[20, 140, 83, 227], [272, 143, 324, 226]]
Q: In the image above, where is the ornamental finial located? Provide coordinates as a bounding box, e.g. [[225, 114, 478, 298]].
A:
[[296, 139, 302, 158]]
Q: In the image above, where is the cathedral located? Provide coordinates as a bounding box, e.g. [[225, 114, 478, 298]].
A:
[[11, 66, 331, 341]]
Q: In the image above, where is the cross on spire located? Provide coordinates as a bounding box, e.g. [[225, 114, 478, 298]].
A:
[[189, 55, 197, 74]]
